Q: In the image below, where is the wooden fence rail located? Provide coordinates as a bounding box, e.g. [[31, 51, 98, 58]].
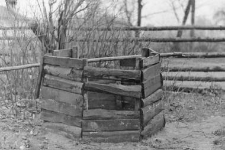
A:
[[75, 38, 225, 43], [72, 26, 225, 31], [2, 25, 225, 31], [1, 52, 225, 71], [1, 51, 225, 92], [0, 63, 40, 72]]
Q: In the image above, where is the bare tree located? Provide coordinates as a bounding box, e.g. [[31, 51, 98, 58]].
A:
[[27, 0, 88, 53]]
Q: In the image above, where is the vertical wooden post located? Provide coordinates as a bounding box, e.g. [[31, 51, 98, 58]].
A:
[[141, 48, 149, 57], [135, 99, 140, 110], [72, 46, 79, 58], [35, 56, 44, 99]]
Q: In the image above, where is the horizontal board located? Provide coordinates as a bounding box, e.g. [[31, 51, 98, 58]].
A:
[[83, 119, 140, 132], [142, 89, 163, 107], [83, 131, 140, 142], [41, 99, 82, 117], [43, 122, 81, 138], [87, 91, 116, 101], [83, 109, 140, 120], [142, 74, 162, 98], [88, 100, 116, 110], [40, 86, 83, 106], [142, 63, 161, 81], [86, 91, 116, 109], [40, 109, 81, 127], [53, 49, 72, 57], [43, 75, 83, 94], [142, 100, 164, 126], [140, 54, 160, 69], [120, 58, 136, 67], [141, 111, 165, 139], [84, 66, 141, 80], [84, 82, 142, 98], [88, 79, 116, 84], [43, 55, 86, 69], [44, 65, 82, 82]]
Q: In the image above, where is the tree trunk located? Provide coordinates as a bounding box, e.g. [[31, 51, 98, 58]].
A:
[[135, 0, 142, 38], [177, 0, 192, 37], [190, 0, 195, 37]]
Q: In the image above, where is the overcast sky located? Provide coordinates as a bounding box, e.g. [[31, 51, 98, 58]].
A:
[[0, 0, 225, 26]]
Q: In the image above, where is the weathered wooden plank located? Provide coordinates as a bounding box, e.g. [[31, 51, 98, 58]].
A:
[[41, 99, 82, 117], [87, 91, 116, 101], [44, 65, 83, 82], [83, 131, 140, 143], [83, 119, 140, 132], [142, 63, 161, 81], [53, 49, 72, 57], [141, 111, 165, 139], [40, 109, 81, 127], [43, 75, 83, 94], [142, 100, 164, 126], [141, 48, 150, 57], [35, 57, 44, 99], [84, 82, 142, 98], [88, 55, 141, 63], [43, 122, 81, 138], [140, 54, 160, 69], [88, 100, 116, 110], [120, 58, 136, 67], [142, 89, 163, 107], [86, 91, 116, 110], [43, 55, 86, 69], [83, 109, 140, 120], [72, 46, 79, 58], [135, 98, 140, 110], [88, 79, 116, 84], [84, 66, 141, 80], [40, 86, 83, 106], [142, 74, 162, 98]]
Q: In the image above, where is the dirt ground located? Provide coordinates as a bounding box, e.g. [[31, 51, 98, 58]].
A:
[[1, 91, 225, 150]]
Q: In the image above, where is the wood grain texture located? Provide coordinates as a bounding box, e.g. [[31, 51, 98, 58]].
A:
[[35, 57, 44, 99], [72, 46, 79, 58], [86, 91, 116, 110], [83, 119, 140, 132], [41, 99, 82, 117], [142, 74, 162, 98], [142, 63, 161, 81], [142, 100, 164, 126], [44, 65, 83, 82], [43, 75, 83, 94], [141, 111, 165, 139], [140, 54, 160, 69], [82, 131, 140, 142], [83, 109, 140, 120], [40, 109, 81, 127], [142, 89, 163, 107], [88, 79, 116, 84], [88, 100, 116, 110], [120, 58, 136, 67], [84, 82, 142, 98], [40, 86, 83, 106], [84, 66, 141, 80], [43, 55, 86, 69], [43, 122, 81, 138]]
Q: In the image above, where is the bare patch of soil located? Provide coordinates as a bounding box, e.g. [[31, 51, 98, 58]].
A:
[[1, 91, 225, 150]]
